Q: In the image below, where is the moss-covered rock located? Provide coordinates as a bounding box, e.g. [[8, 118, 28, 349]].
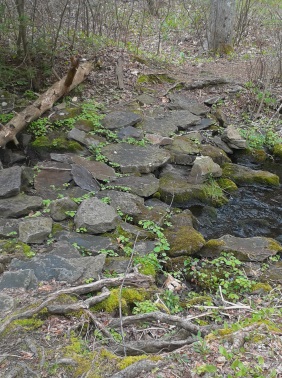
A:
[[201, 144, 231, 166], [91, 288, 149, 315], [165, 226, 205, 257], [31, 135, 83, 153], [0, 239, 34, 257], [217, 177, 238, 192], [273, 144, 282, 159], [222, 163, 279, 186]]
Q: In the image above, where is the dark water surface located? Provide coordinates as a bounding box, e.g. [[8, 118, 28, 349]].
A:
[[189, 161, 282, 242]]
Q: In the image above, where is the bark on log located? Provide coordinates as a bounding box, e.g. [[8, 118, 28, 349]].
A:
[[0, 60, 93, 148]]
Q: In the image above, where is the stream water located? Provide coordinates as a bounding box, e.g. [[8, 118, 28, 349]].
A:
[[189, 159, 282, 243]]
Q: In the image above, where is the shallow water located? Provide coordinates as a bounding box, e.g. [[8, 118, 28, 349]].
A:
[[189, 160, 282, 242]]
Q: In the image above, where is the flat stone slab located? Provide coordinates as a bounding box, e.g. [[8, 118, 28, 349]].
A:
[[19, 217, 53, 243], [102, 111, 142, 130], [165, 135, 200, 165], [34, 161, 72, 199], [199, 235, 282, 262], [0, 166, 22, 198], [141, 117, 178, 137], [168, 94, 209, 116], [0, 269, 38, 290], [166, 110, 201, 130], [102, 143, 171, 173], [0, 194, 42, 218], [109, 174, 159, 197], [71, 155, 116, 181], [71, 164, 101, 192], [74, 197, 119, 234], [97, 190, 144, 216]]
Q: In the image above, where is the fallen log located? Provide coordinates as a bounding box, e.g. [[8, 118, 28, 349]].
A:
[[0, 58, 93, 148]]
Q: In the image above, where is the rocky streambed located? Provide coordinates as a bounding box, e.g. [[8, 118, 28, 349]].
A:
[[0, 91, 282, 294], [0, 89, 282, 376]]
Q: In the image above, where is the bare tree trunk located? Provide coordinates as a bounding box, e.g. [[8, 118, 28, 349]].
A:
[[207, 0, 236, 54], [15, 0, 28, 56]]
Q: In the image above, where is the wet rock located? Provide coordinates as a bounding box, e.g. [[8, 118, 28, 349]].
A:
[[109, 174, 159, 197], [71, 164, 100, 192], [188, 156, 222, 184], [0, 194, 42, 218], [117, 126, 144, 140], [221, 126, 247, 149], [0, 269, 38, 290], [34, 161, 72, 199], [199, 235, 282, 261], [71, 155, 116, 181], [0, 293, 14, 313], [102, 143, 171, 174], [74, 197, 118, 234], [102, 111, 142, 130], [0, 218, 21, 237], [97, 190, 144, 217], [222, 163, 279, 186], [19, 217, 53, 243], [50, 197, 78, 221], [201, 144, 231, 166], [0, 166, 22, 198], [56, 232, 117, 255], [165, 226, 205, 257], [165, 135, 200, 165]]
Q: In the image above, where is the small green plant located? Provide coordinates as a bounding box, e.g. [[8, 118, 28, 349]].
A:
[[0, 113, 13, 123], [161, 289, 183, 314], [76, 227, 88, 233], [65, 210, 77, 218], [132, 300, 158, 314], [99, 249, 118, 257]]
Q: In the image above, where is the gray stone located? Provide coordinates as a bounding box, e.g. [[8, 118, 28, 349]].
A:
[[0, 218, 20, 237], [0, 269, 38, 290], [0, 194, 42, 218], [10, 256, 84, 283], [71, 164, 100, 192], [109, 174, 159, 197], [104, 257, 131, 274], [70, 254, 106, 280], [74, 197, 118, 234], [0, 166, 22, 198], [166, 110, 201, 130], [56, 232, 118, 255], [212, 136, 233, 154], [102, 111, 142, 130], [136, 94, 156, 106], [201, 144, 231, 166], [204, 96, 225, 106], [188, 156, 222, 184], [221, 126, 247, 149], [19, 217, 53, 243], [50, 153, 73, 164], [189, 118, 214, 131], [168, 94, 209, 116], [145, 134, 173, 146], [48, 241, 82, 259], [50, 197, 78, 221], [102, 143, 171, 174], [141, 117, 178, 137], [170, 209, 195, 228], [117, 126, 144, 140], [67, 128, 100, 147], [165, 135, 200, 165], [97, 190, 144, 217], [135, 241, 156, 256], [199, 235, 282, 262], [34, 161, 72, 200], [71, 155, 116, 181], [0, 293, 14, 313]]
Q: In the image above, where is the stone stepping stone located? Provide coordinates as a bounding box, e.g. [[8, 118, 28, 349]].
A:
[[102, 143, 171, 173], [102, 111, 142, 130]]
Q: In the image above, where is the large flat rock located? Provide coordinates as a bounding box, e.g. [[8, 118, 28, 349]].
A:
[[102, 143, 171, 173], [0, 166, 22, 198], [0, 194, 42, 218]]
